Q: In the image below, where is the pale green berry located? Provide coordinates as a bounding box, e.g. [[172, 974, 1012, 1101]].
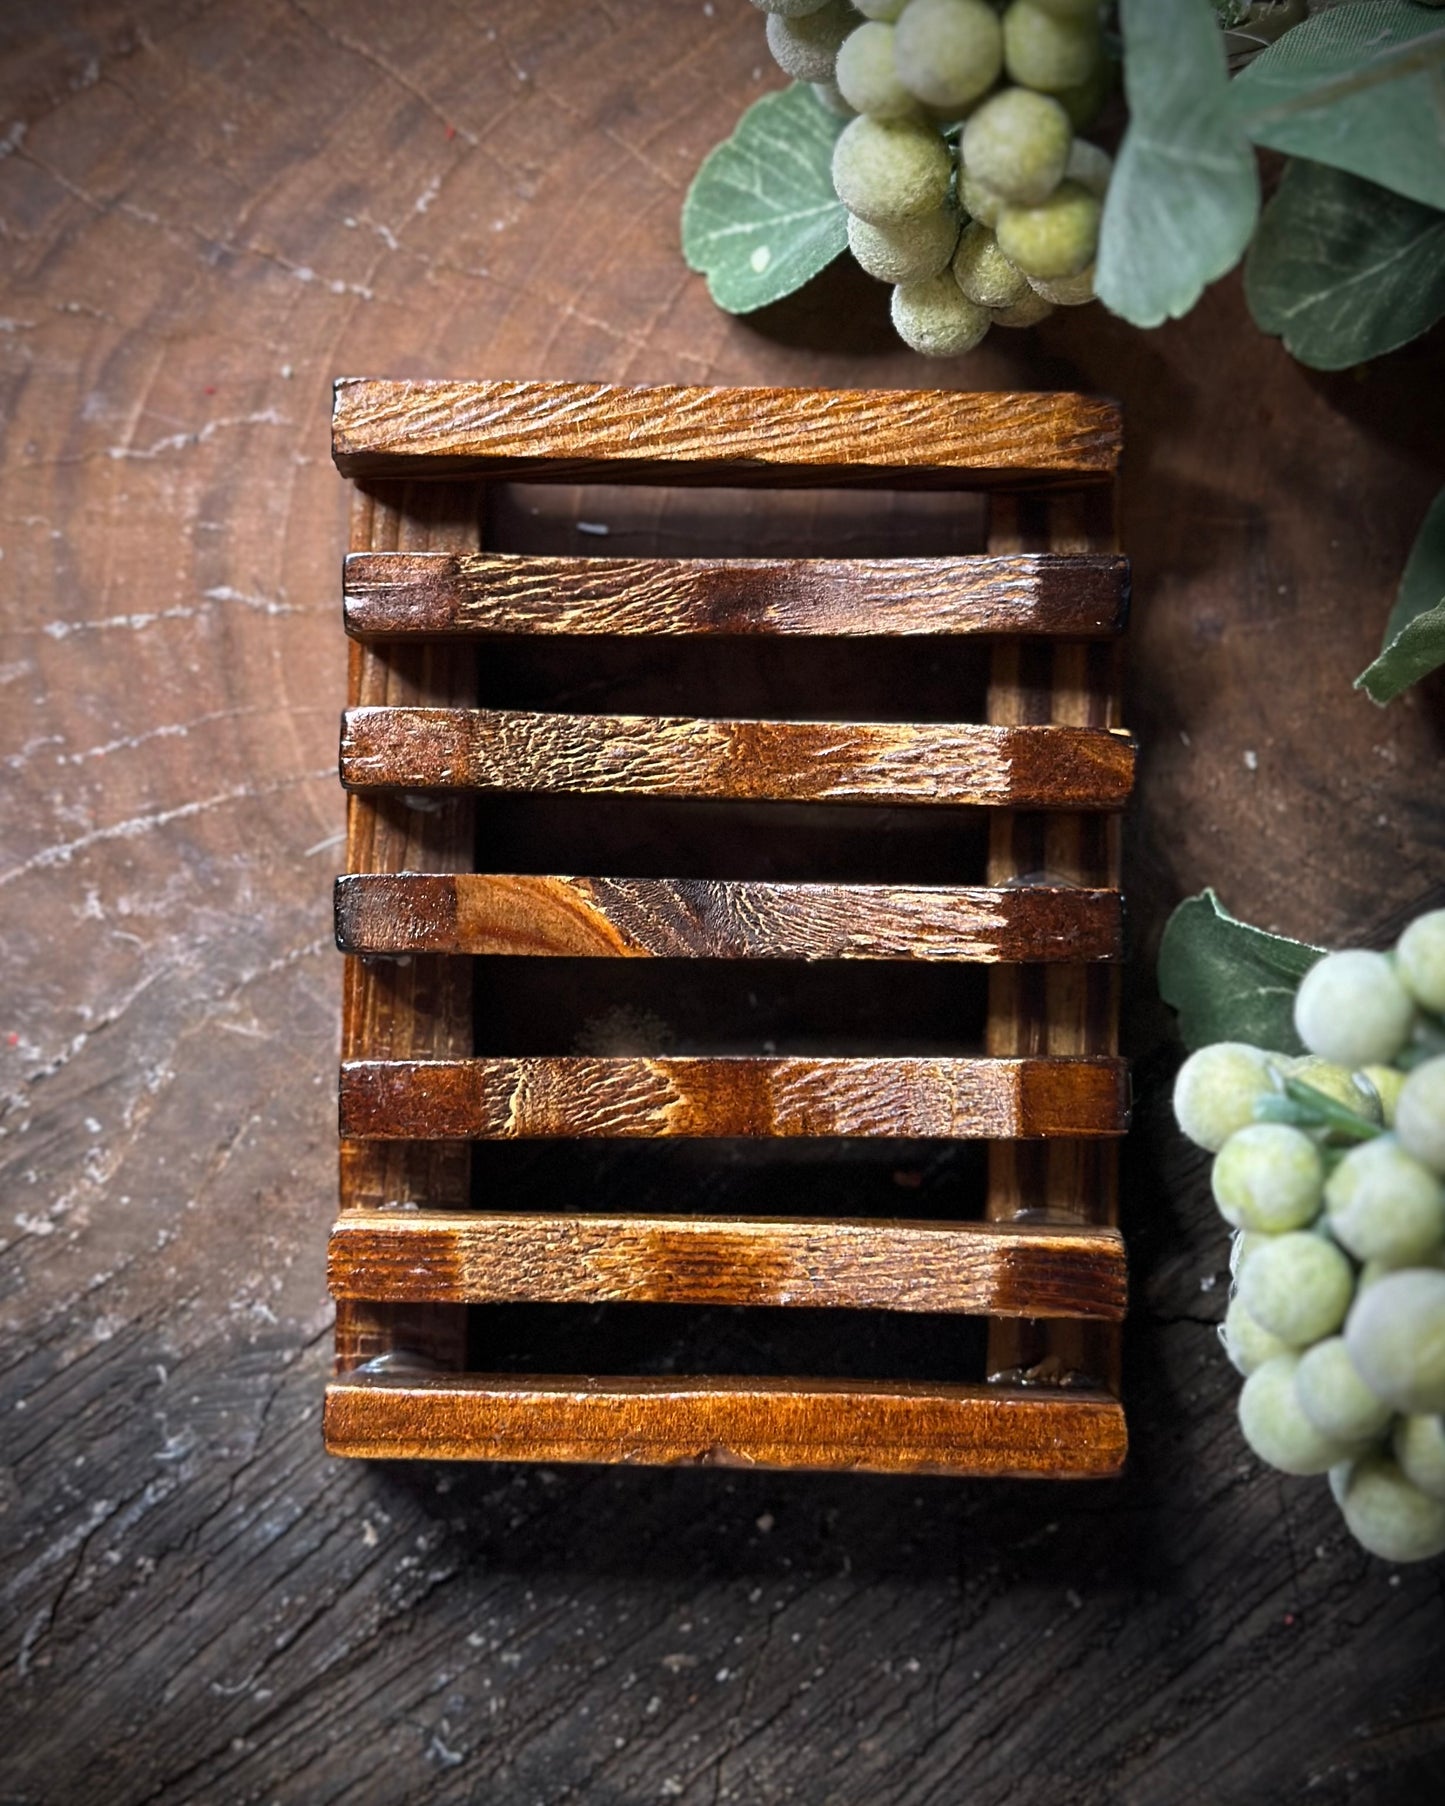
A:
[[1055, 56, 1113, 129], [959, 168, 1005, 227], [1064, 138, 1111, 198], [1393, 1414, 1445, 1503], [836, 23, 918, 118], [1358, 1247, 1445, 1292], [1294, 949, 1417, 1069], [1287, 1057, 1383, 1132], [1336, 1453, 1445, 1562], [1222, 1292, 1295, 1376], [1328, 1460, 1353, 1506], [1027, 263, 1095, 305], [1230, 1228, 1275, 1276], [988, 291, 1053, 327], [1346, 1267, 1445, 1414], [1360, 1064, 1406, 1127], [893, 0, 1003, 111], [1002, 0, 1102, 92], [1237, 1231, 1354, 1346], [1239, 1355, 1361, 1476], [996, 180, 1100, 279], [1294, 1336, 1393, 1444], [1025, 0, 1103, 18], [951, 221, 1029, 309], [1212, 1123, 1324, 1233], [890, 274, 992, 355], [1398, 909, 1445, 1012], [832, 115, 953, 224], [854, 0, 909, 19], [847, 206, 960, 282], [766, 0, 858, 81], [1397, 1056, 1445, 1174], [961, 87, 1071, 206], [1324, 1136, 1445, 1266], [1172, 1042, 1278, 1153]]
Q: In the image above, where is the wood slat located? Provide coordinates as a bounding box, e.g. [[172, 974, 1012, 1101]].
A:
[[333, 874, 1123, 963], [338, 1055, 1129, 1142], [322, 1372, 1128, 1476], [328, 1212, 1128, 1318], [339, 706, 1136, 810], [332, 379, 1122, 487], [342, 550, 1130, 639]]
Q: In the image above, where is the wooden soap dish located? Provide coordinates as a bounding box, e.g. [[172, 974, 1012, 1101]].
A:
[[325, 378, 1132, 1478]]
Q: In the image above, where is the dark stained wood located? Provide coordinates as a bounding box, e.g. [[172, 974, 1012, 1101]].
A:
[[332, 379, 1123, 488], [984, 489, 1123, 1390], [342, 549, 1131, 639], [333, 483, 477, 1373], [9, 5, 1444, 1801], [339, 1054, 1129, 1142], [334, 873, 1124, 963], [328, 1212, 1128, 1318], [323, 1372, 1128, 1476], [340, 705, 1137, 809]]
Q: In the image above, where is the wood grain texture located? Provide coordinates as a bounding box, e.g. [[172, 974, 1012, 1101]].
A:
[[332, 379, 1122, 487], [328, 1212, 1127, 1317], [334, 484, 479, 1373], [984, 489, 1123, 1391], [323, 1372, 1128, 1476], [342, 550, 1131, 639], [8, 5, 1445, 1804], [334, 873, 1124, 963], [339, 1055, 1129, 1141], [340, 706, 1137, 809]]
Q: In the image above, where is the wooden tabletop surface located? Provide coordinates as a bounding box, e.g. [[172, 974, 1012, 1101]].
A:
[[2, 4, 1442, 1803]]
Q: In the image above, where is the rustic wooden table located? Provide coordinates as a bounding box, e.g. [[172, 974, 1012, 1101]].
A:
[[2, 5, 1442, 1803]]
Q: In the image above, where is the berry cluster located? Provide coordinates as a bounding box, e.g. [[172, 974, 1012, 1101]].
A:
[[750, 0, 1110, 355], [1174, 910, 1445, 1563]]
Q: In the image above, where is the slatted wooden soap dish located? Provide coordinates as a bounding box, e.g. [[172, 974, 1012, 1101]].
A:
[[325, 377, 1132, 1478]]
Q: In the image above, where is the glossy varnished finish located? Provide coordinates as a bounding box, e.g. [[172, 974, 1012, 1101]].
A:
[[11, 7, 1443, 1801], [322, 1373, 1128, 1477], [339, 1054, 1129, 1142], [333, 873, 1124, 962], [332, 379, 1123, 487], [340, 705, 1137, 809], [327, 1213, 1128, 1318], [342, 550, 1131, 639]]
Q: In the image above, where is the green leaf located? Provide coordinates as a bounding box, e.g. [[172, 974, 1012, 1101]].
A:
[[1158, 889, 1323, 1054], [1096, 0, 1260, 328], [1232, 2, 1445, 212], [682, 84, 848, 315], [1244, 157, 1445, 368], [1356, 488, 1445, 703]]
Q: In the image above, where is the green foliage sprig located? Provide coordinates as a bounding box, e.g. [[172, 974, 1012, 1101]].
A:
[[682, 0, 1445, 701]]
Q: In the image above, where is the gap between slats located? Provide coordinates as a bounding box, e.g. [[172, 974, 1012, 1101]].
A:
[[334, 874, 1123, 962], [339, 707, 1136, 810], [328, 1211, 1127, 1317], [343, 550, 1130, 638], [338, 1054, 1129, 1142], [322, 1371, 1127, 1476]]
